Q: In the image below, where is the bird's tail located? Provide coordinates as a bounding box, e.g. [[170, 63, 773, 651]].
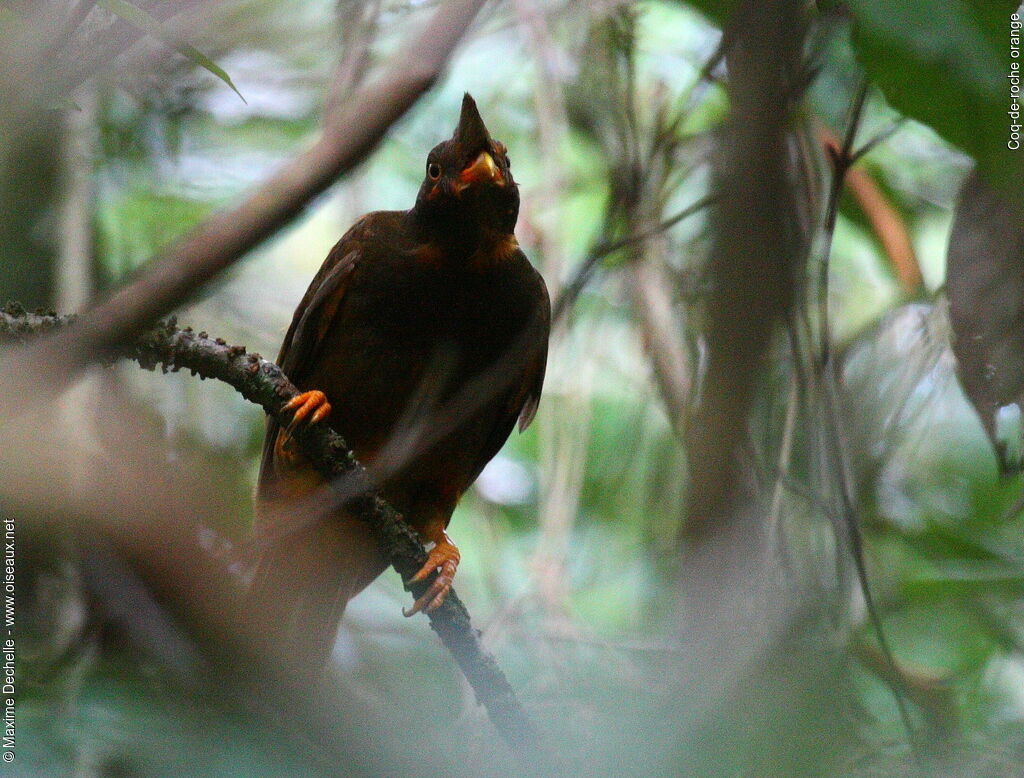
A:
[[245, 496, 388, 692]]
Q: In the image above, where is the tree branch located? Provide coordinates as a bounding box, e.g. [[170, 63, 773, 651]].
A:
[[0, 302, 540, 752], [682, 0, 807, 539], [1, 0, 487, 398]]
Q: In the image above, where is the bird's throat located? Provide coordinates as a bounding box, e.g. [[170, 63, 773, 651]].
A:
[[411, 209, 519, 268]]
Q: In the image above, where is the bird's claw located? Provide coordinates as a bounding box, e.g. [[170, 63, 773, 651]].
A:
[[277, 390, 332, 463], [403, 540, 460, 617], [283, 390, 332, 433]]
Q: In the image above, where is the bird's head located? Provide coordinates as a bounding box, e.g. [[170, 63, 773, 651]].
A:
[[414, 93, 519, 244]]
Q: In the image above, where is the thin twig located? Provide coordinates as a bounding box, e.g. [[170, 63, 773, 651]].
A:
[[818, 123, 920, 293], [551, 193, 716, 322], [851, 118, 907, 165], [811, 79, 921, 749], [816, 78, 868, 367]]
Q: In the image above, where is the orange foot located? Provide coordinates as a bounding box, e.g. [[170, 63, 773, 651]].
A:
[[284, 389, 332, 429], [278, 390, 332, 461], [403, 534, 460, 617]]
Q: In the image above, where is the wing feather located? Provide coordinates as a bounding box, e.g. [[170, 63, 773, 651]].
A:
[[467, 269, 550, 486], [257, 238, 361, 491]]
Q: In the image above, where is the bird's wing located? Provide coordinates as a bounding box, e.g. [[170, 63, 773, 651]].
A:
[[516, 282, 550, 433], [257, 233, 362, 490], [467, 269, 551, 486]]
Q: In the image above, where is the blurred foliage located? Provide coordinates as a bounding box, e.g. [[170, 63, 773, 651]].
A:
[[846, 0, 1024, 196], [5, 0, 1024, 776], [97, 0, 246, 101]]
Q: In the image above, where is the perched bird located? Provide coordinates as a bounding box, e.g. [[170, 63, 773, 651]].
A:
[[248, 94, 550, 682]]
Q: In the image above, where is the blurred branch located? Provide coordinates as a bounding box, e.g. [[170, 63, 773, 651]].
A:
[[0, 303, 540, 753], [665, 9, 839, 766], [0, 419, 394, 771], [326, 0, 384, 114], [682, 0, 806, 539], [50, 0, 101, 61], [1, 0, 487, 403], [628, 252, 692, 441], [56, 86, 105, 471], [766, 375, 799, 555]]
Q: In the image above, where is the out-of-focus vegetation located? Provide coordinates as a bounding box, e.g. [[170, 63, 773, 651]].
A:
[[4, 0, 1024, 776]]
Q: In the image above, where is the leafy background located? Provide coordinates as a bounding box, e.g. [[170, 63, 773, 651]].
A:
[[5, 0, 1024, 775]]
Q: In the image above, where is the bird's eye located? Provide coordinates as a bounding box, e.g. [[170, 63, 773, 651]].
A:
[[427, 162, 441, 180]]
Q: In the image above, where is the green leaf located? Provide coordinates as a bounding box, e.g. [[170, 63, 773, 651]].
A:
[[846, 0, 1023, 196], [675, 0, 737, 27], [97, 0, 246, 103], [946, 169, 1024, 472]]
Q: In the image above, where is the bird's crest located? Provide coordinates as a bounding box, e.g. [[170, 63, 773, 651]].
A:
[[453, 93, 492, 152]]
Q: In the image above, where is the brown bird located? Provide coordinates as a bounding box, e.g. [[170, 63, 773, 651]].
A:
[[248, 94, 550, 681]]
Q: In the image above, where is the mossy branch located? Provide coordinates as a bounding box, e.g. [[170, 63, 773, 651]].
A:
[[0, 301, 539, 751]]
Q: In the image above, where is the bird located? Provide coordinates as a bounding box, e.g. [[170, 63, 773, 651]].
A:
[[247, 93, 550, 683]]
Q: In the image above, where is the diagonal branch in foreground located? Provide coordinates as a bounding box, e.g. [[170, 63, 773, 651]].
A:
[[0, 303, 539, 751], [1, 0, 487, 398]]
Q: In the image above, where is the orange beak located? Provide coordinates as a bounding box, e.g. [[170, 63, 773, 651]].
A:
[[455, 151, 504, 192]]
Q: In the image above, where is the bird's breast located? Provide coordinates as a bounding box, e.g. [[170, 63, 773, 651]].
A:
[[311, 253, 536, 456], [359, 254, 532, 356]]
